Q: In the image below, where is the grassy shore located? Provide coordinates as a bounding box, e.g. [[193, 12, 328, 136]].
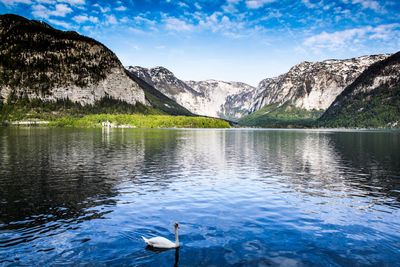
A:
[[238, 103, 323, 128], [43, 114, 230, 128], [0, 98, 230, 128]]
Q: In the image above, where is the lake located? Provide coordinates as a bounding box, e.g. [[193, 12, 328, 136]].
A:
[[0, 128, 399, 266]]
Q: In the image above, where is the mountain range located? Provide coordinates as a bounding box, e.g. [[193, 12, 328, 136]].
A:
[[320, 52, 400, 128], [127, 53, 399, 128], [0, 14, 145, 106], [1, 14, 399, 128], [0, 13, 193, 120], [126, 66, 255, 120]]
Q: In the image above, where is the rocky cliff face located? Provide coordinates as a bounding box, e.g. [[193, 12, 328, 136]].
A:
[[223, 83, 266, 119], [250, 54, 389, 113], [185, 80, 255, 119], [127, 66, 199, 98], [128, 54, 390, 122], [319, 52, 400, 128], [125, 70, 193, 116], [127, 66, 255, 119], [0, 14, 146, 106]]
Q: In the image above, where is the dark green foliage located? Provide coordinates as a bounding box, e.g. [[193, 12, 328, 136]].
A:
[[0, 96, 160, 122], [0, 14, 121, 95], [319, 52, 400, 128], [48, 114, 230, 128], [238, 103, 323, 128], [318, 85, 400, 128]]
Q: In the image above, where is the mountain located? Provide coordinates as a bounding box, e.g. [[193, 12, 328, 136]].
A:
[[127, 66, 203, 115], [127, 66, 199, 98], [250, 54, 389, 112], [184, 80, 255, 120], [0, 14, 146, 108], [127, 66, 255, 119], [2, 14, 396, 128], [125, 70, 193, 116], [222, 86, 265, 120], [319, 52, 400, 128], [239, 54, 389, 127]]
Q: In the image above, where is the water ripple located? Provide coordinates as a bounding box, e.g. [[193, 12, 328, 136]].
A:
[[0, 128, 399, 266]]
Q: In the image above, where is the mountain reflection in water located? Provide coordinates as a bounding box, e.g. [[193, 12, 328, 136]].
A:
[[0, 128, 399, 266]]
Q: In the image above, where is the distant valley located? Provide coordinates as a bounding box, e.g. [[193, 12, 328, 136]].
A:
[[127, 66, 255, 120]]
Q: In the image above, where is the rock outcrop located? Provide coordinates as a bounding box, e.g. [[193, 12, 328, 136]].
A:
[[250, 54, 389, 113], [319, 52, 400, 128], [127, 66, 255, 119], [0, 14, 146, 106]]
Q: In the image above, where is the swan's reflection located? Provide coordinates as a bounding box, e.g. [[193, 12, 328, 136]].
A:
[[146, 246, 180, 267]]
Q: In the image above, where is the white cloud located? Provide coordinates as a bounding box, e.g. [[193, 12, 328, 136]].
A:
[[196, 11, 258, 38], [303, 24, 400, 51], [72, 14, 98, 23], [31, 4, 48, 18], [120, 16, 129, 23], [164, 17, 194, 31], [30, 0, 84, 8], [194, 2, 201, 10], [52, 3, 72, 16], [368, 24, 400, 40], [115, 5, 126, 11], [160, 10, 264, 38], [32, 3, 72, 18], [81, 25, 93, 32], [351, 0, 385, 13], [0, 0, 31, 5], [58, 0, 84, 6], [128, 27, 147, 35], [36, 0, 56, 3], [134, 15, 156, 27], [48, 18, 72, 28], [260, 10, 282, 21], [222, 0, 240, 13], [177, 1, 188, 8], [93, 3, 110, 13], [301, 0, 318, 9], [106, 14, 117, 25], [30, 0, 87, 21], [245, 0, 275, 9]]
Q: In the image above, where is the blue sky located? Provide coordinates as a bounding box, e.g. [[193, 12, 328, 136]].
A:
[[1, 0, 399, 85]]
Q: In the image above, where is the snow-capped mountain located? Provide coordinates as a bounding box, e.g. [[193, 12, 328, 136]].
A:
[[128, 54, 390, 122], [250, 54, 389, 113], [320, 51, 400, 127], [127, 66, 255, 119]]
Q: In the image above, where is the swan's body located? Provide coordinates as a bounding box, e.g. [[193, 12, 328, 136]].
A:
[[142, 223, 180, 249], [142, 236, 177, 249]]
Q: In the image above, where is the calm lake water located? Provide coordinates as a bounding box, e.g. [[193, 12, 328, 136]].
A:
[[0, 128, 399, 266]]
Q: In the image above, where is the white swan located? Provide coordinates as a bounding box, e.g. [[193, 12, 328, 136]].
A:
[[142, 223, 180, 249]]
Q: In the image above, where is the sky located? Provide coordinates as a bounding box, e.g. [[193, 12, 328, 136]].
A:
[[0, 0, 399, 86]]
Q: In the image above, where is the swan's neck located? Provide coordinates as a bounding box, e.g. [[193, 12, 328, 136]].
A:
[[175, 228, 179, 247]]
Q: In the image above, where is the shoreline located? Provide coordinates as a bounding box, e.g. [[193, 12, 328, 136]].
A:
[[1, 114, 231, 129], [1, 121, 399, 131]]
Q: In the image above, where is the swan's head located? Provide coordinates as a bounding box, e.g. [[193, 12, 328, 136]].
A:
[[174, 222, 179, 229]]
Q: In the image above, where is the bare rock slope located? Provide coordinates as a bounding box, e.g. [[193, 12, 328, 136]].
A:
[[127, 66, 255, 119], [250, 54, 389, 113], [0, 14, 146, 106], [319, 52, 400, 128]]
